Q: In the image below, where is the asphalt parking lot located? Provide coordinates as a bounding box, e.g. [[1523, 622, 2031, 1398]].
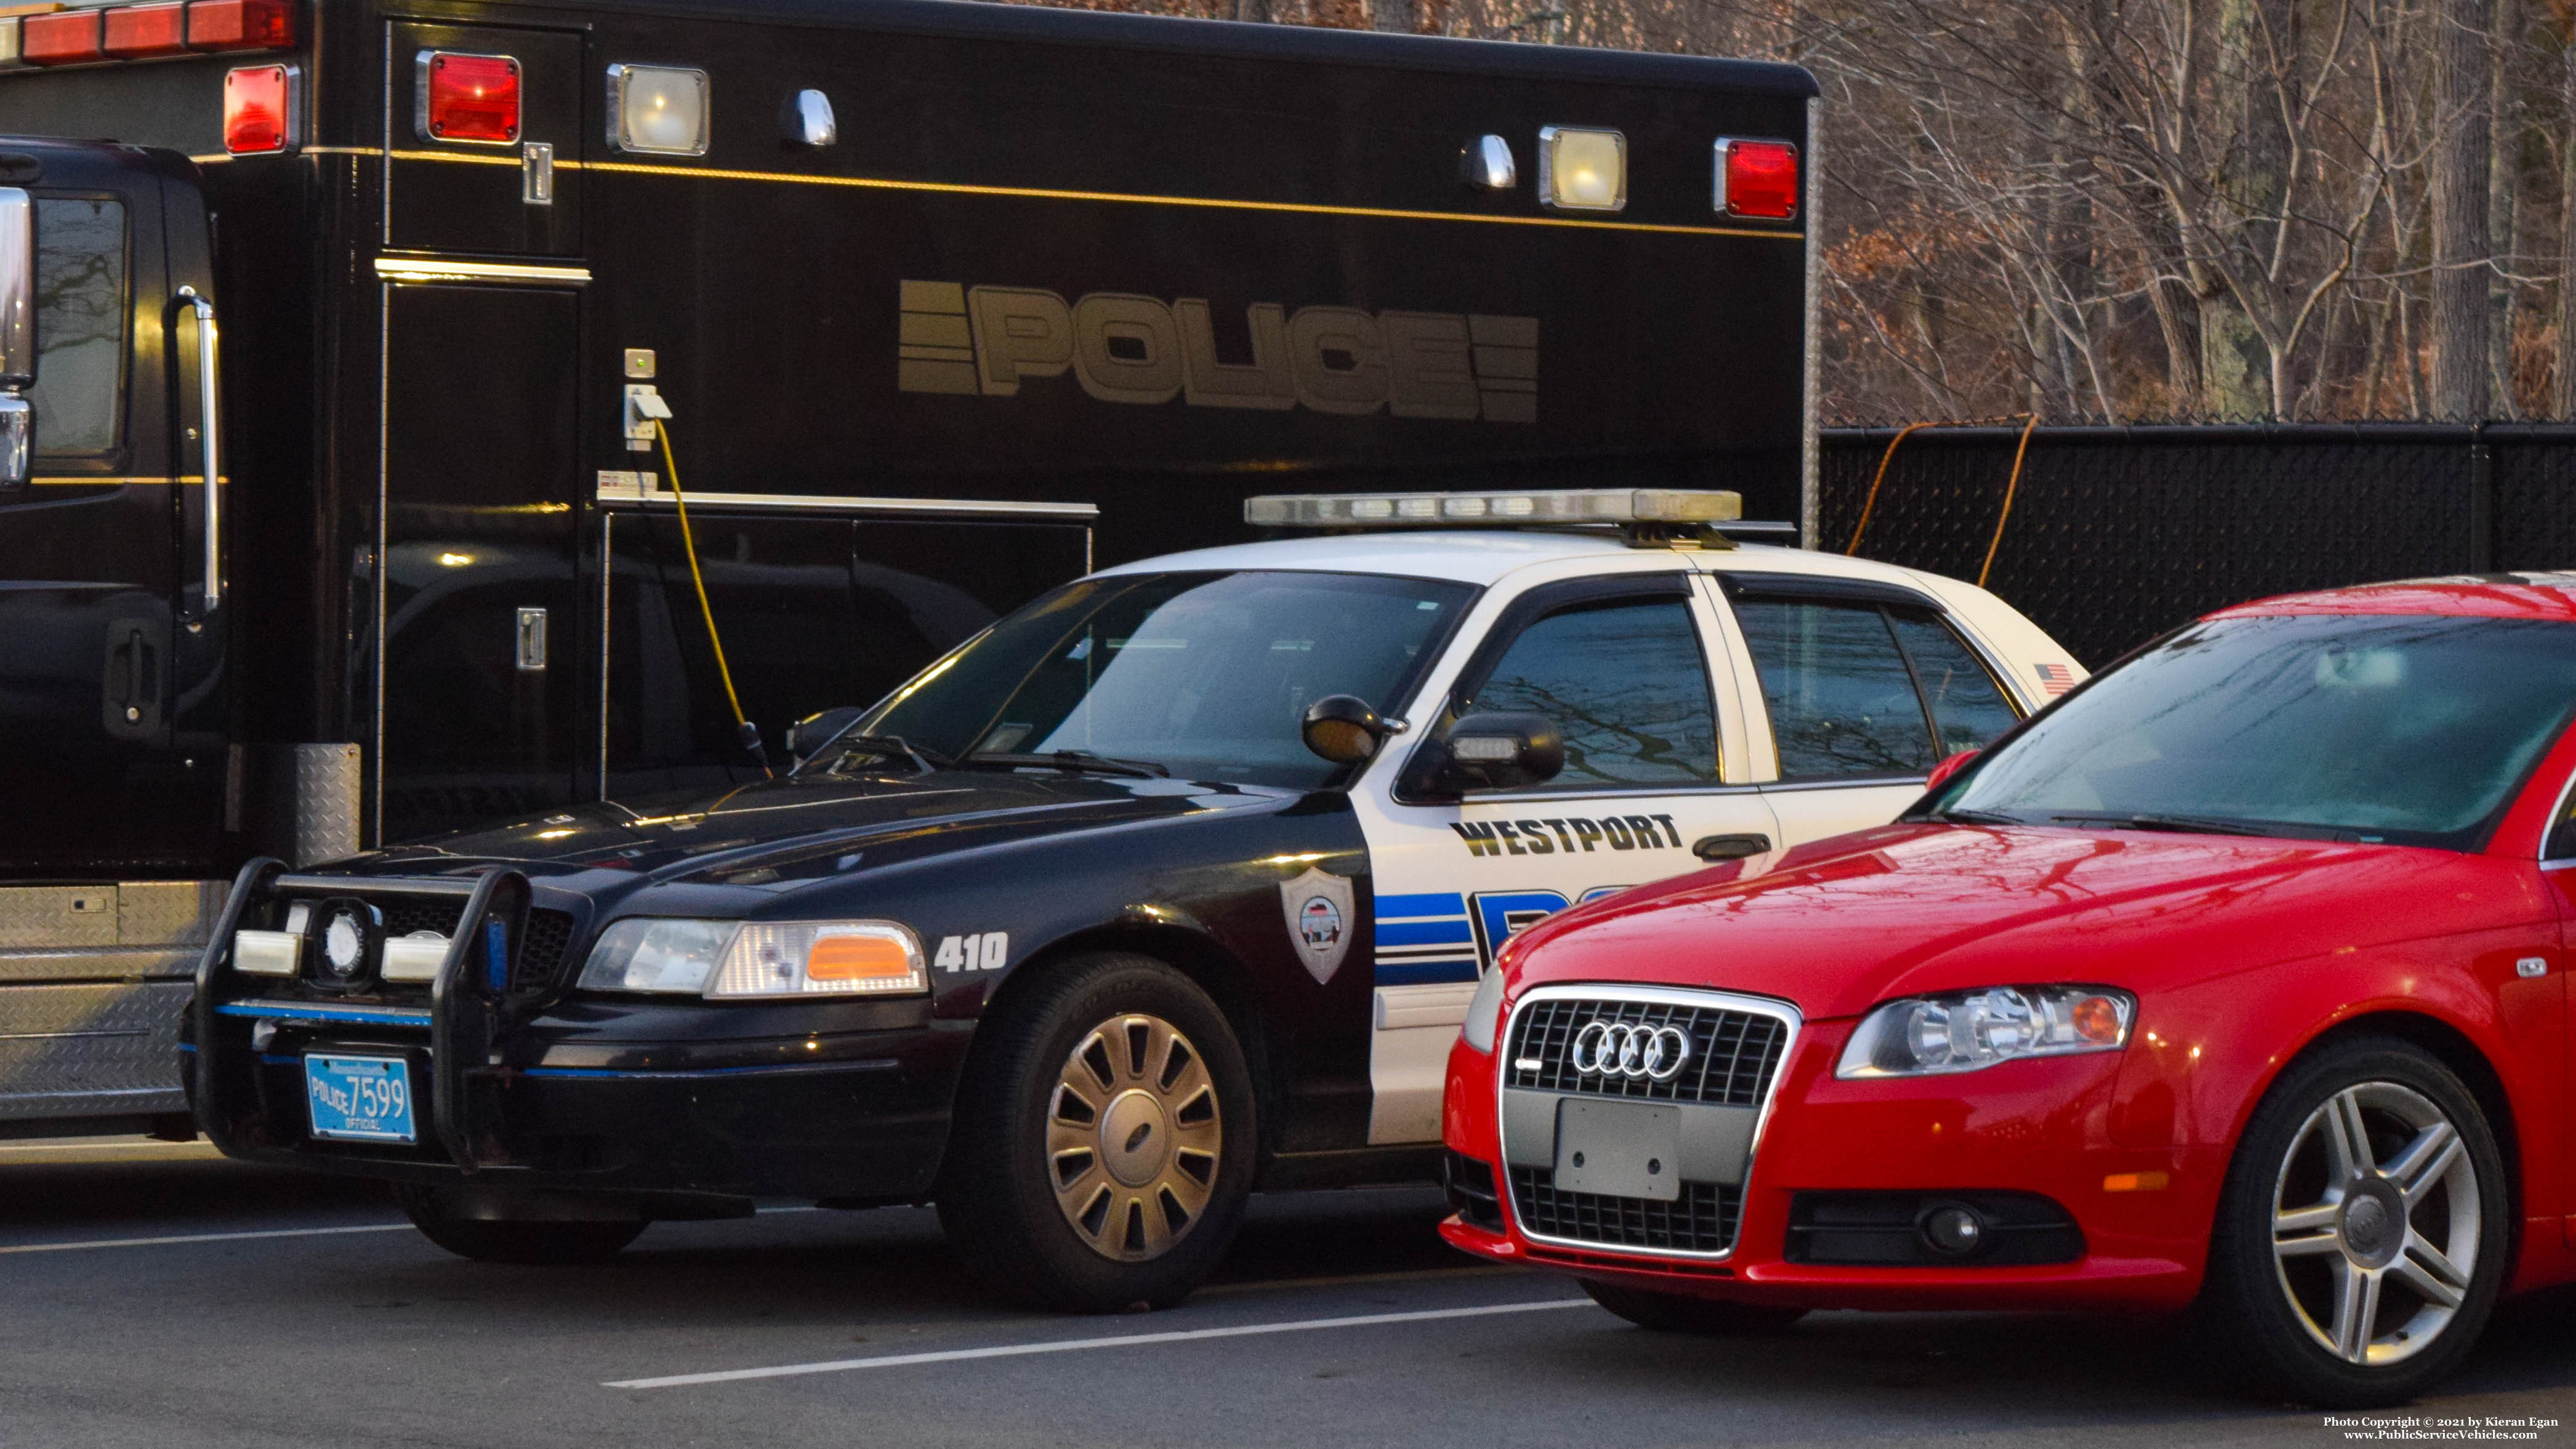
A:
[[1, 1139, 2569, 1448]]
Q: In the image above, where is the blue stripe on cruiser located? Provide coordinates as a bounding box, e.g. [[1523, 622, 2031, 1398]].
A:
[[1375, 919, 1475, 947], [1375, 892, 1465, 919], [1374, 959, 1482, 986]]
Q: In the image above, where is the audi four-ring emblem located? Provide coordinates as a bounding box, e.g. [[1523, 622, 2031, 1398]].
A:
[[1568, 1021, 1693, 1081]]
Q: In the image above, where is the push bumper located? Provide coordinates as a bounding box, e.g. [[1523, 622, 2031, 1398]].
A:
[[188, 860, 972, 1211]]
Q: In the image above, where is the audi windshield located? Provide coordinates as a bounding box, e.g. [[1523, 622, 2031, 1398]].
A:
[[830, 571, 1475, 792], [1921, 612, 2576, 849]]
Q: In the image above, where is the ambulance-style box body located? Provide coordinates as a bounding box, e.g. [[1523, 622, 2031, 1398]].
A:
[[0, 2, 1813, 1141]]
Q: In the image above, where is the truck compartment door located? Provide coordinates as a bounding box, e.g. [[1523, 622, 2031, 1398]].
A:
[[376, 284, 581, 843]]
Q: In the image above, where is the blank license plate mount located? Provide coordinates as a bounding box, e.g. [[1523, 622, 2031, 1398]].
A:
[[1553, 1097, 1681, 1201]]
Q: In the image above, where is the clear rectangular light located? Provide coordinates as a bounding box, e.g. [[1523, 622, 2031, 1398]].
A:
[[233, 928, 300, 977], [1245, 488, 1741, 528], [608, 63, 709, 156], [379, 934, 451, 983], [1539, 126, 1625, 212]]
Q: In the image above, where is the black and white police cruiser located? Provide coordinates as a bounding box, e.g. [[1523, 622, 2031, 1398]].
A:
[[187, 489, 2082, 1311]]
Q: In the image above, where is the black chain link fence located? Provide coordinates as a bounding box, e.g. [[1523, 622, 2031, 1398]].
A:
[[1819, 424, 2576, 668]]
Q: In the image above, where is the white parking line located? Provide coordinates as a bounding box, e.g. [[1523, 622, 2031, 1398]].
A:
[[0, 1222, 414, 1255], [605, 1298, 1595, 1390]]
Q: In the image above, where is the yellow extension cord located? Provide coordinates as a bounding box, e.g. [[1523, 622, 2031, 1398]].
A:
[[654, 418, 770, 778], [1845, 413, 2042, 590]]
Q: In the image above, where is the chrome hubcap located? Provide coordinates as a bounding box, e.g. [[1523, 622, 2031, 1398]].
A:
[[2271, 1082, 2479, 1366], [1047, 1013, 1220, 1261]]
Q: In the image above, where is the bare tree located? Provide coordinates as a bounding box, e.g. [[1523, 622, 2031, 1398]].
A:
[[1005, 0, 2576, 423]]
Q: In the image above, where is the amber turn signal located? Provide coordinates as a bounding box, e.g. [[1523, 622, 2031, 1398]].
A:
[[806, 932, 919, 982], [2102, 1170, 2170, 1193], [2071, 993, 2127, 1045]]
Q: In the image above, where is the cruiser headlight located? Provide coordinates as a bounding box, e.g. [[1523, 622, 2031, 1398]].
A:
[[1837, 985, 2134, 1078], [578, 918, 735, 994], [704, 921, 927, 999]]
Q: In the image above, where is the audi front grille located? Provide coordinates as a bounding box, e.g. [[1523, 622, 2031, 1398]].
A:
[[1505, 995, 1788, 1106], [1508, 1168, 1738, 1254], [1497, 986, 1800, 1259]]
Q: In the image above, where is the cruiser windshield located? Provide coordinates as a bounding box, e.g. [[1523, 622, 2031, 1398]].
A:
[[1928, 612, 2576, 849], [840, 571, 1475, 790]]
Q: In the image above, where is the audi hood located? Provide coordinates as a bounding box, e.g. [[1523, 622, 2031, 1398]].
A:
[[1497, 823, 2553, 1021]]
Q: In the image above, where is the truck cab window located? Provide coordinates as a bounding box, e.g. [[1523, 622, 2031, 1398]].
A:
[[26, 196, 125, 456]]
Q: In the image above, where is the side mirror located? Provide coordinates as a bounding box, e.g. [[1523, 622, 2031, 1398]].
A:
[[0, 188, 34, 487], [1433, 711, 1564, 793], [1301, 694, 1387, 765], [787, 705, 865, 763], [1924, 748, 1980, 793]]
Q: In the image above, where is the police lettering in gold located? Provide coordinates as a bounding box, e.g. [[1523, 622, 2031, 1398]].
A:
[[894, 279, 1537, 423], [1451, 816, 1680, 857]]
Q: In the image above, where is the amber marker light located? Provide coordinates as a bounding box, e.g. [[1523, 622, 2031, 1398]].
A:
[[807, 931, 919, 984], [2103, 1171, 2171, 1193], [2071, 993, 2127, 1045]]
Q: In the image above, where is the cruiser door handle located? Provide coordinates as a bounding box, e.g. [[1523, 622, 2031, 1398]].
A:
[[1692, 833, 1771, 862]]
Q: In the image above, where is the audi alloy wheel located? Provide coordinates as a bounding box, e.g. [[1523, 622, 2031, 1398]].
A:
[[2270, 1082, 2479, 1367], [2201, 1037, 2506, 1408], [939, 951, 1258, 1313]]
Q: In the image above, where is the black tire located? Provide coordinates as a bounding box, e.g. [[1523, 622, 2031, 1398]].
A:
[[2198, 1035, 2508, 1408], [938, 952, 1258, 1313], [393, 1185, 647, 1266], [1580, 1278, 1808, 1335]]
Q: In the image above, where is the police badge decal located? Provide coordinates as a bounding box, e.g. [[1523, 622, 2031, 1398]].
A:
[[1278, 865, 1354, 985]]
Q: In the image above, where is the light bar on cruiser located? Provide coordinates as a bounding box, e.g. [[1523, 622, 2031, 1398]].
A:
[[1244, 488, 1742, 528]]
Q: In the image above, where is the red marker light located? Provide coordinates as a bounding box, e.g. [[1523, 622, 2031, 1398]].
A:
[[105, 4, 192, 59], [21, 9, 106, 66], [419, 52, 521, 145], [223, 63, 293, 155], [186, 0, 295, 52], [1715, 138, 1799, 220]]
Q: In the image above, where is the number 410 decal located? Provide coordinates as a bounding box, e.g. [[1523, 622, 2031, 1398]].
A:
[[935, 933, 1010, 973]]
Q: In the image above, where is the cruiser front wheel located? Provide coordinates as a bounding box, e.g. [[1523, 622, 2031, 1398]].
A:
[[938, 952, 1257, 1312]]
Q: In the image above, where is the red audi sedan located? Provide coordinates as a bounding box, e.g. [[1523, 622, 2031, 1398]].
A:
[[1438, 575, 2576, 1408]]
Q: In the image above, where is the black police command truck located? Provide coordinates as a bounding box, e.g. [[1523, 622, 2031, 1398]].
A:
[[0, 0, 1821, 1293]]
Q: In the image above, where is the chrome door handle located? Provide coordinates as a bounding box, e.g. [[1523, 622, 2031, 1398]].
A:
[[1691, 833, 1772, 862], [177, 287, 220, 615]]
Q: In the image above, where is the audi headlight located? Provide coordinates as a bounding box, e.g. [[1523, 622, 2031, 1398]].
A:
[[576, 919, 928, 998], [1836, 985, 2134, 1078], [1461, 966, 1507, 1054]]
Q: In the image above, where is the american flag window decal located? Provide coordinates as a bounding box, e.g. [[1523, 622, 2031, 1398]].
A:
[[2035, 662, 2076, 696]]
